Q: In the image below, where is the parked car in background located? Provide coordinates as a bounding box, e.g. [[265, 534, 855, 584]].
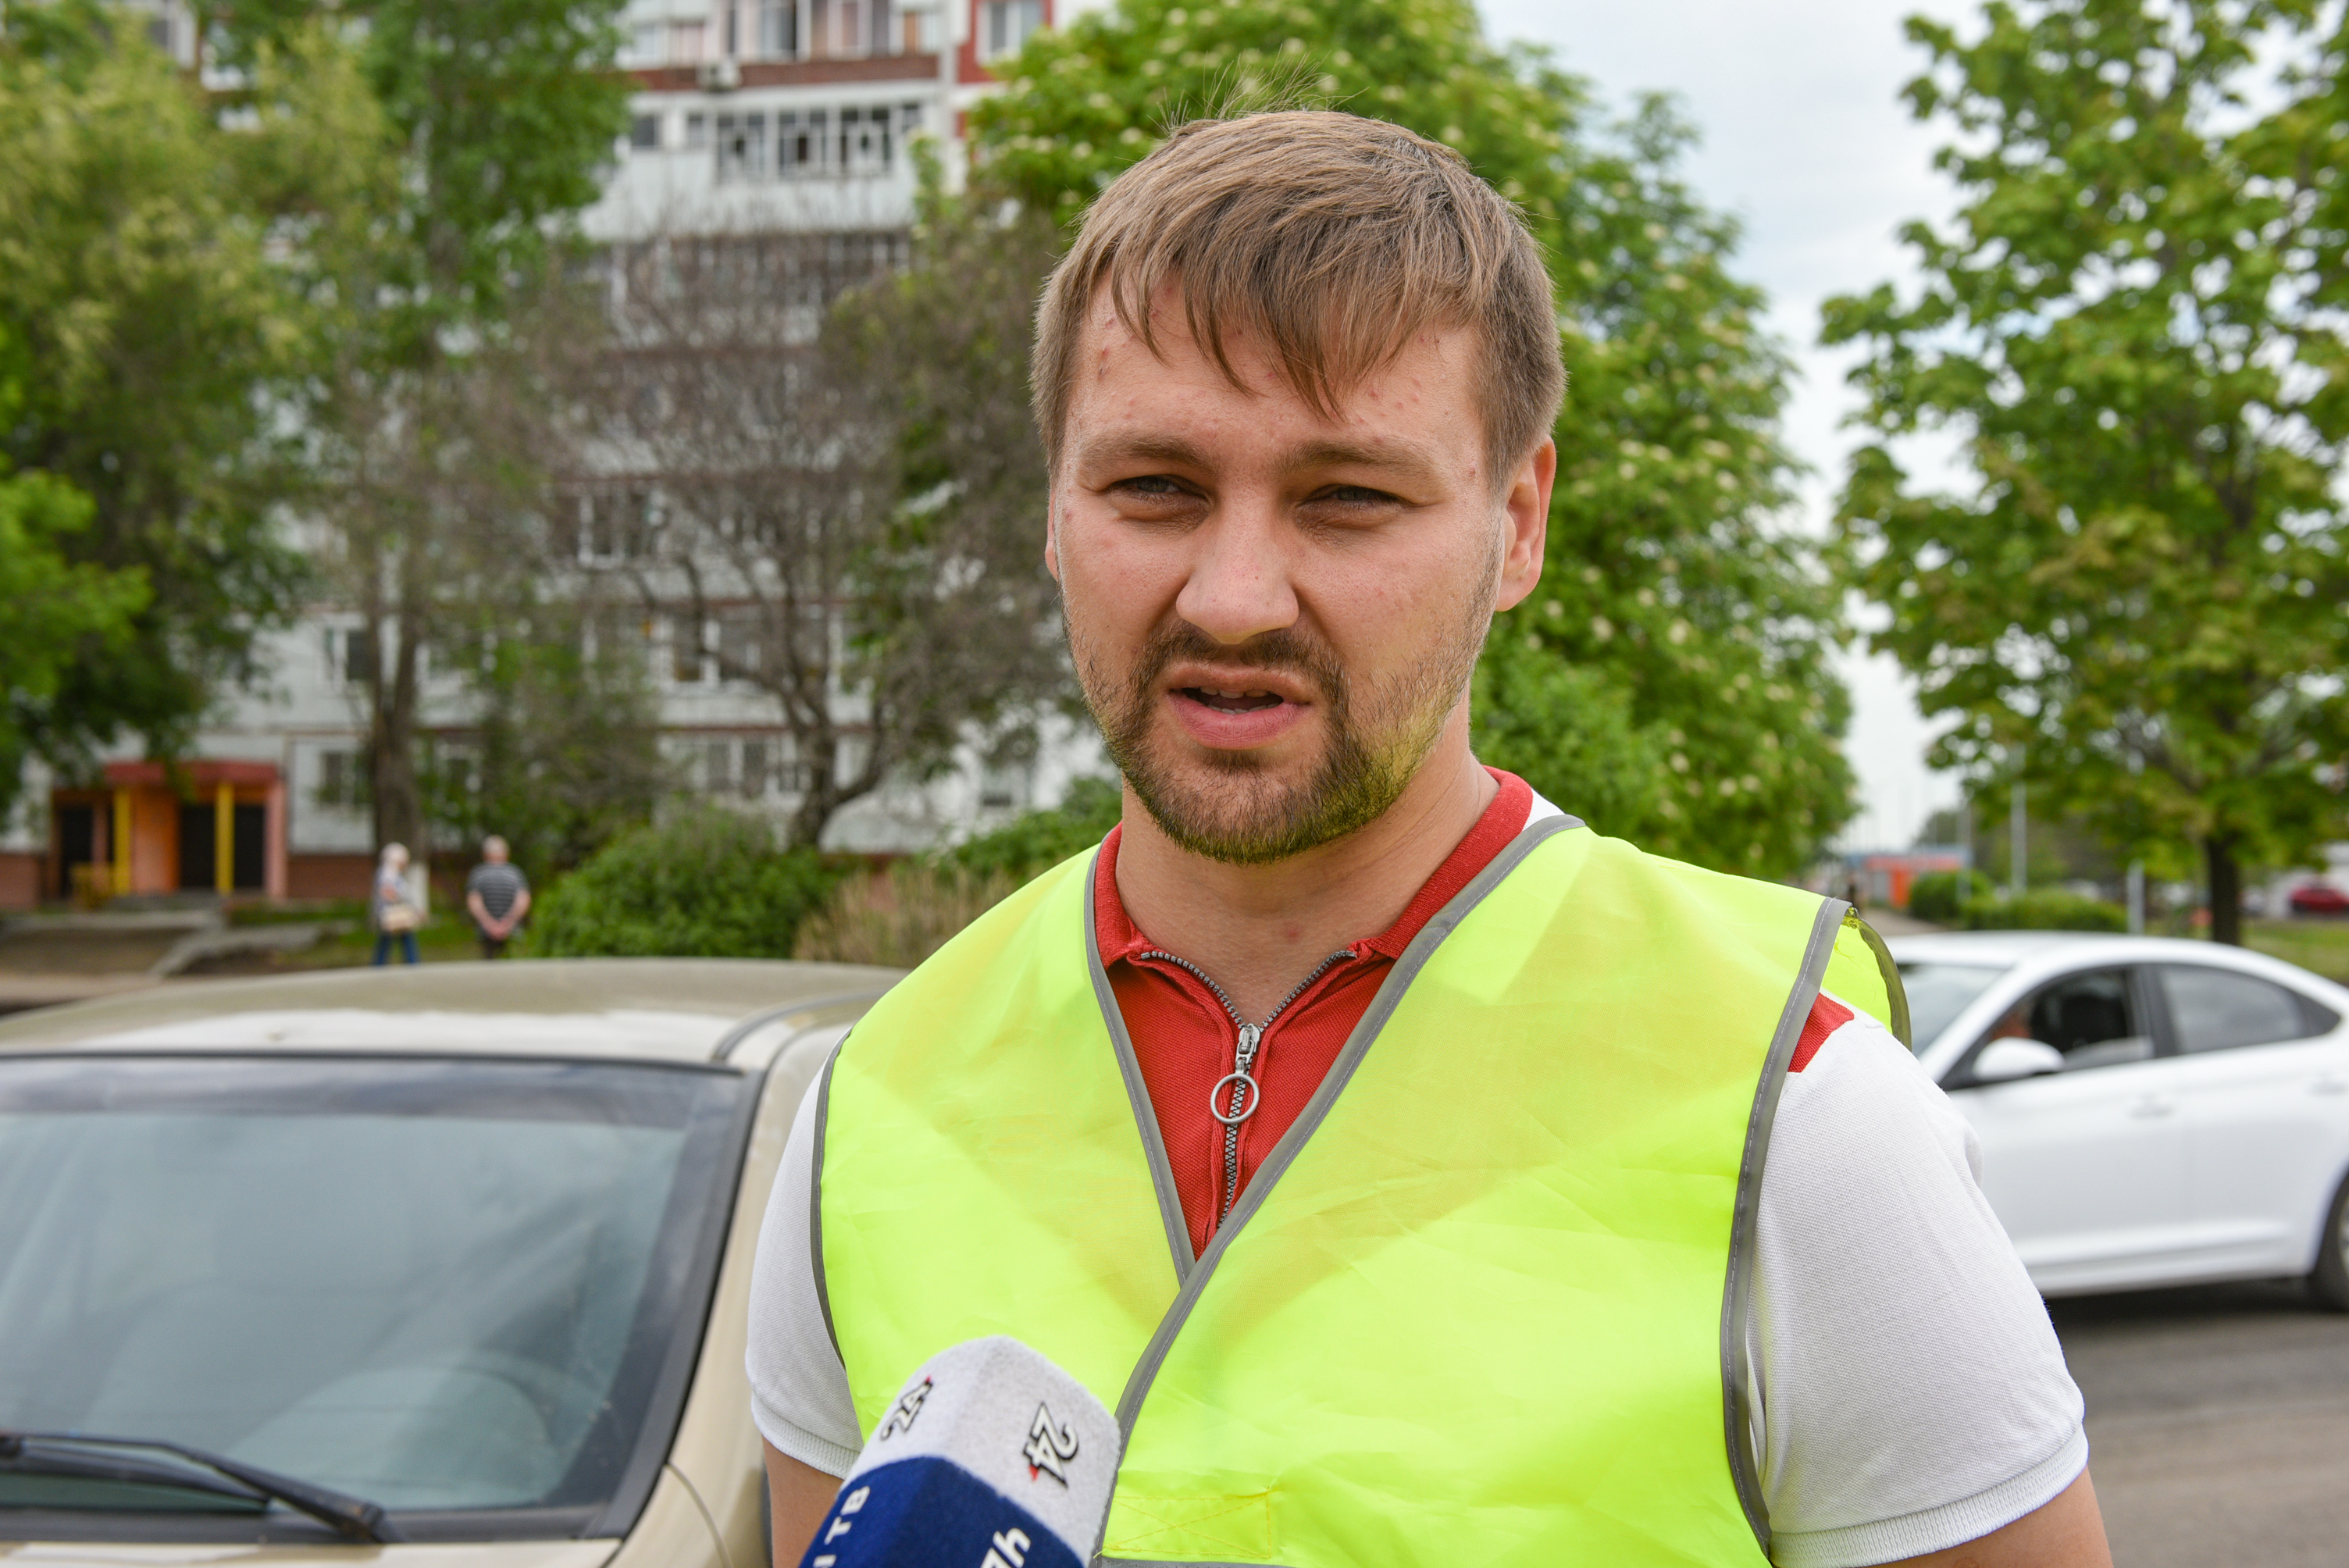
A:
[[0, 960, 900, 1561], [1891, 932, 2349, 1306], [2288, 882, 2349, 917]]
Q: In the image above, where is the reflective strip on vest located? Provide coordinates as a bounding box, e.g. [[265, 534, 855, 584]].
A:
[[815, 820, 1904, 1566]]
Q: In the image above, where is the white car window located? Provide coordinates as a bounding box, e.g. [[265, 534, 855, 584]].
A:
[[1897, 961, 2008, 1054], [2159, 964, 2330, 1053], [1971, 967, 2152, 1073]]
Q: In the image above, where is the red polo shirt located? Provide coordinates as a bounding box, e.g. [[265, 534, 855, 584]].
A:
[[1093, 768, 1536, 1256]]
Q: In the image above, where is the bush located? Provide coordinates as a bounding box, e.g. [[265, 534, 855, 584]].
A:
[[529, 807, 848, 958], [944, 775, 1124, 882], [1961, 890, 2127, 933], [1905, 870, 1994, 924], [793, 863, 1018, 968]]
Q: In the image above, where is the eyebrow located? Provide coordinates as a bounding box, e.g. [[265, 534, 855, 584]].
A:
[[1071, 432, 1449, 490]]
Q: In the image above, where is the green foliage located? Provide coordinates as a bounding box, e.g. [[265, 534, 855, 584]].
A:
[[1905, 868, 1995, 923], [0, 453, 149, 814], [1959, 891, 2127, 934], [793, 863, 1019, 968], [944, 777, 1125, 882], [971, 0, 1853, 876], [223, 0, 630, 356], [0, 5, 308, 773], [529, 807, 849, 959], [1824, 0, 2349, 943]]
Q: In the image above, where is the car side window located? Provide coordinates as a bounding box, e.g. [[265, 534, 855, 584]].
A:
[[2158, 964, 2330, 1053], [1974, 968, 2153, 1072]]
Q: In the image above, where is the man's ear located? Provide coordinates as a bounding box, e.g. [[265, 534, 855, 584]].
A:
[[1043, 490, 1064, 583], [1492, 438, 1555, 612]]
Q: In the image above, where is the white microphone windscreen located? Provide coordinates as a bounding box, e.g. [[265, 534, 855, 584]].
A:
[[796, 1337, 1123, 1568]]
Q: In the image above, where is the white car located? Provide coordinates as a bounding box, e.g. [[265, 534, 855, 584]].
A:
[[1891, 931, 2349, 1306]]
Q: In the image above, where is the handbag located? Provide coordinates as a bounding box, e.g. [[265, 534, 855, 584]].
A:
[[380, 899, 424, 933]]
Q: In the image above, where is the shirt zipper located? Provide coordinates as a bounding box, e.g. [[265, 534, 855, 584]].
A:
[[1138, 946, 1356, 1231]]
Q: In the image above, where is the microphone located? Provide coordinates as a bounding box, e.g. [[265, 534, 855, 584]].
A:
[[796, 1336, 1123, 1568]]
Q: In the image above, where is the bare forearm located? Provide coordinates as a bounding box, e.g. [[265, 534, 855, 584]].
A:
[[1885, 1470, 2111, 1568], [763, 1440, 839, 1564]]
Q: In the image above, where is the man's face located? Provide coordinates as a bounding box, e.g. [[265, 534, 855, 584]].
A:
[[1048, 289, 1549, 864]]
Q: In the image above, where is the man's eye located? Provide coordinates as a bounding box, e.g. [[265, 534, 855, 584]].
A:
[[1121, 476, 1184, 496], [1313, 486, 1398, 505]]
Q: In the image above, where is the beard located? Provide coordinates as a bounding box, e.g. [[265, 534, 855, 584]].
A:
[[1072, 550, 1499, 865]]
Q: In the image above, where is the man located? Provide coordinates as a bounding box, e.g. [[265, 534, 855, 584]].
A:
[[747, 112, 2111, 1566], [463, 836, 530, 960]]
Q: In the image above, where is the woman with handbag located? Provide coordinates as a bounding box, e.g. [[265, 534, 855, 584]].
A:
[[371, 843, 426, 966]]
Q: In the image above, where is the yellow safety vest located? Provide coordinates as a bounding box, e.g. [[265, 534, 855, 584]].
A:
[[812, 817, 1905, 1565]]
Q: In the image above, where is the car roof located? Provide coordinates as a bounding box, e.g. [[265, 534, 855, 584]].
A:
[[0, 958, 904, 1064], [1885, 930, 2230, 968]]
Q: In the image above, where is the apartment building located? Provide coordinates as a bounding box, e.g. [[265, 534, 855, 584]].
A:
[[0, 0, 1093, 909]]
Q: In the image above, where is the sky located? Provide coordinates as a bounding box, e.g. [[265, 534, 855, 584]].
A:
[[1477, 0, 1975, 850]]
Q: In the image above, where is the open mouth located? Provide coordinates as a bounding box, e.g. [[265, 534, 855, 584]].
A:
[[1176, 687, 1289, 715]]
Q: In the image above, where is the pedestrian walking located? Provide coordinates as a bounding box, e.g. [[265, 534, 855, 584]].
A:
[[747, 112, 2112, 1567], [369, 843, 423, 966], [464, 836, 531, 960]]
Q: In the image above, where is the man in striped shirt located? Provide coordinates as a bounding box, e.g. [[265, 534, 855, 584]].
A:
[[463, 836, 532, 960]]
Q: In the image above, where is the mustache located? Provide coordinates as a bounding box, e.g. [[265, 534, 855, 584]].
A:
[[1129, 622, 1346, 702]]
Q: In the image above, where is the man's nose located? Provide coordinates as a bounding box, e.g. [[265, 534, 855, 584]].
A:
[[1173, 498, 1299, 646]]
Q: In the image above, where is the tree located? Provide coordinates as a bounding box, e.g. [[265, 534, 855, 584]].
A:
[[588, 190, 1072, 848], [419, 589, 672, 879], [1823, 0, 2349, 944], [222, 0, 633, 857], [0, 339, 150, 814], [0, 5, 307, 781], [968, 0, 1855, 877]]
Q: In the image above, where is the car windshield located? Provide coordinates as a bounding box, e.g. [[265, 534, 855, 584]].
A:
[[0, 1055, 746, 1533], [1896, 962, 2010, 1053]]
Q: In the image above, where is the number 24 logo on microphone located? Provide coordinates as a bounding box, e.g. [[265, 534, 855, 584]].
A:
[[1021, 1402, 1079, 1486]]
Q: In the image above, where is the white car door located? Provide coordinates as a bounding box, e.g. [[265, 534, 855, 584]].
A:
[[1948, 964, 2194, 1294], [2155, 962, 2349, 1279]]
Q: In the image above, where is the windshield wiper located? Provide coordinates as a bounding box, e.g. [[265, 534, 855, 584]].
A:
[[0, 1431, 399, 1542]]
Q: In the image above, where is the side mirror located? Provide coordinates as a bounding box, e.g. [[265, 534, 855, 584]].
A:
[[1970, 1038, 2066, 1085]]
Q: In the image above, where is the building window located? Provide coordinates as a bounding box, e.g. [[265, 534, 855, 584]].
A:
[[716, 112, 767, 182], [629, 113, 661, 151], [777, 109, 827, 176], [684, 112, 708, 149], [625, 22, 662, 64], [978, 0, 1043, 62], [839, 105, 892, 173], [715, 607, 765, 681], [579, 488, 655, 562], [761, 0, 798, 58], [670, 615, 708, 683], [326, 626, 376, 686], [315, 749, 369, 809], [978, 759, 1031, 811], [737, 739, 770, 797], [670, 20, 707, 61]]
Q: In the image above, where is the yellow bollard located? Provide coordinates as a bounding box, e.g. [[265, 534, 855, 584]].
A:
[[216, 781, 235, 894], [112, 789, 132, 895]]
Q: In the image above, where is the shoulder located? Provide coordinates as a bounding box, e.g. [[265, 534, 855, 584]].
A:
[[1752, 996, 2085, 1559]]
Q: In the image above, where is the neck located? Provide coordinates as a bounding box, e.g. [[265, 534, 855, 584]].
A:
[[1112, 706, 1496, 1020]]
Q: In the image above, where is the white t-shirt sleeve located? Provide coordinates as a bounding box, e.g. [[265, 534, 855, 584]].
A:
[[1752, 1001, 2086, 1566], [741, 989, 2091, 1556], [745, 1069, 864, 1476]]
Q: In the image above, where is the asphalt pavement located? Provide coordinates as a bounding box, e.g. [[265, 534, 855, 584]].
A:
[[2051, 1280, 2349, 1566]]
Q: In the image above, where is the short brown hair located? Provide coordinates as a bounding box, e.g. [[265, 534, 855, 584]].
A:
[[1031, 111, 1563, 484]]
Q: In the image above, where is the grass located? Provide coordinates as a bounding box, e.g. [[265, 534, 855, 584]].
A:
[[182, 910, 497, 975], [2243, 918, 2349, 985]]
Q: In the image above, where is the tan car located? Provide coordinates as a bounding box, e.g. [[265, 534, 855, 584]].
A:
[[0, 959, 900, 1567]]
